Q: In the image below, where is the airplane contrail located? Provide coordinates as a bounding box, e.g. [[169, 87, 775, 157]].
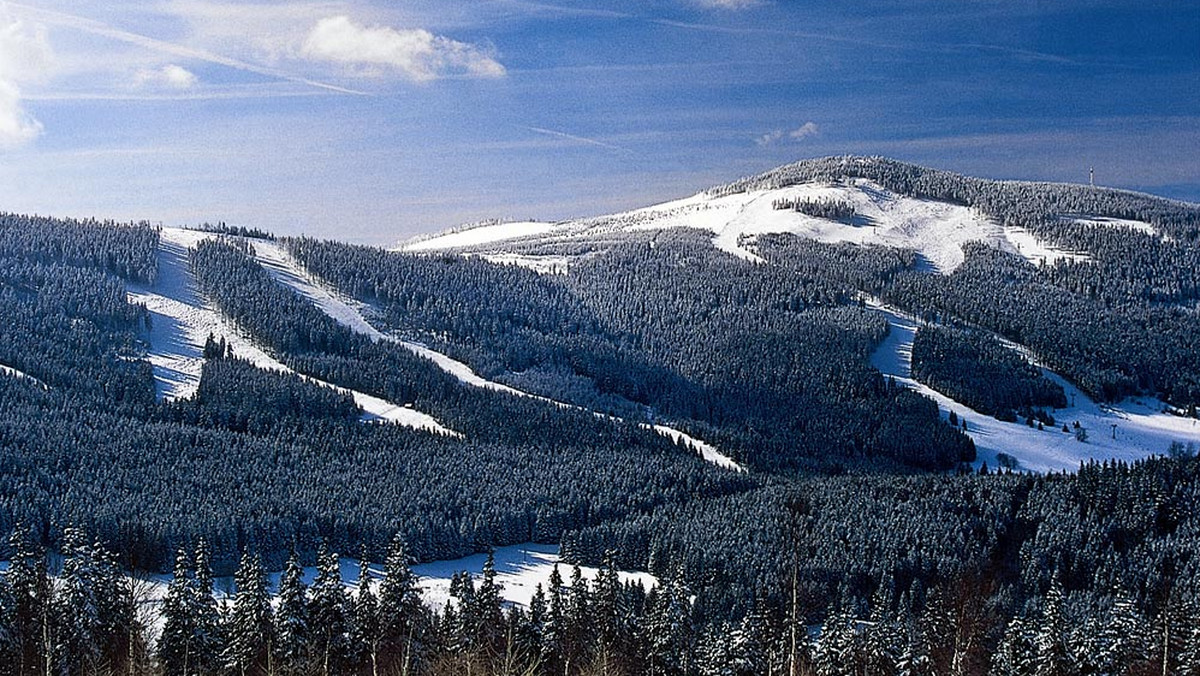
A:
[[526, 126, 629, 153], [5, 2, 367, 96]]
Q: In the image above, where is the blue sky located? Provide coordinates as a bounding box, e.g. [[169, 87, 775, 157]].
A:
[[0, 0, 1195, 245]]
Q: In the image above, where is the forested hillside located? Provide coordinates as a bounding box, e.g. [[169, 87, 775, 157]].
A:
[[1, 157, 1200, 675]]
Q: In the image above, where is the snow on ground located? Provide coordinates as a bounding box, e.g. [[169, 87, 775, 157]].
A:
[[1002, 227, 1090, 266], [252, 239, 742, 470], [479, 253, 571, 274], [573, 179, 1012, 273], [401, 221, 563, 252], [128, 229, 456, 435], [412, 543, 658, 610], [128, 229, 290, 400], [1065, 214, 1158, 236], [233, 544, 656, 611], [0, 363, 48, 389], [866, 299, 1200, 473], [651, 425, 743, 472], [89, 543, 659, 646]]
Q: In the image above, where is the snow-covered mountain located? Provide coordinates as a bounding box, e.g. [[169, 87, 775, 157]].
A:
[[396, 177, 1115, 272], [391, 158, 1200, 473]]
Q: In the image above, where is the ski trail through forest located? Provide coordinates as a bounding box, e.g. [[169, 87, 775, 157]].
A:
[[253, 239, 745, 471], [866, 298, 1200, 472], [129, 229, 457, 436]]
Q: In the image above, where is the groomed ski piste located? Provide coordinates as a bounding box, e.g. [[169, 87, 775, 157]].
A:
[[402, 179, 1195, 473], [251, 237, 744, 472], [128, 228, 457, 436], [866, 299, 1200, 473]]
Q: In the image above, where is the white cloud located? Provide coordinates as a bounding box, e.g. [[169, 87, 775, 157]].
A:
[[135, 64, 198, 90], [757, 121, 820, 146], [302, 15, 505, 82], [0, 15, 52, 148], [789, 121, 819, 140]]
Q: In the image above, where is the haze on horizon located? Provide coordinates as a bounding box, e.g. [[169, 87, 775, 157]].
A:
[[0, 0, 1195, 246]]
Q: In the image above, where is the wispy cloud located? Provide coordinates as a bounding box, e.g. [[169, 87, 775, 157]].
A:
[[302, 15, 505, 82], [0, 13, 52, 148], [757, 121, 819, 146], [134, 64, 197, 90], [5, 2, 364, 95]]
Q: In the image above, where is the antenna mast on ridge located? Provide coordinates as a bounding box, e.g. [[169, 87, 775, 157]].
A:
[[1089, 167, 1094, 187]]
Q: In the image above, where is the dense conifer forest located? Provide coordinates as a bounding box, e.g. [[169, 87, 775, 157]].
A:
[[1, 156, 1200, 674]]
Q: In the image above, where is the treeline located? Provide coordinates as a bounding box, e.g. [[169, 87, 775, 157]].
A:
[[0, 256, 156, 413], [771, 197, 858, 222], [175, 345, 361, 433], [0, 213, 158, 283], [911, 324, 1067, 422], [756, 234, 916, 293], [0, 220, 752, 574], [1039, 221, 1200, 304], [287, 231, 975, 473]]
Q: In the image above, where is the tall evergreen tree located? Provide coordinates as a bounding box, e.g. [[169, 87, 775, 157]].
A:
[[274, 550, 309, 673], [309, 544, 352, 675], [353, 558, 380, 676], [223, 552, 273, 676], [377, 534, 424, 674], [159, 549, 201, 676]]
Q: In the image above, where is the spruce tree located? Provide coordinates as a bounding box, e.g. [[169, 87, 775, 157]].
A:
[[353, 558, 380, 676], [274, 550, 309, 673], [223, 552, 273, 676], [308, 544, 352, 675], [377, 534, 424, 673], [159, 549, 200, 676]]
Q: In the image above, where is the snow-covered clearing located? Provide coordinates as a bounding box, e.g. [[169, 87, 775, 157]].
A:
[[128, 229, 455, 435], [480, 252, 570, 274], [129, 229, 288, 400], [867, 300, 1200, 473], [197, 544, 656, 612], [1065, 214, 1158, 236], [78, 543, 658, 645], [401, 221, 563, 252], [1002, 227, 1089, 266], [412, 543, 658, 610], [0, 363, 48, 389]]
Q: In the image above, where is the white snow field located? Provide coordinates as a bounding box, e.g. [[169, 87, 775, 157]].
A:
[[227, 543, 656, 611], [402, 179, 1096, 276], [411, 543, 658, 611], [867, 300, 1200, 473], [123, 542, 659, 644], [128, 229, 456, 435], [403, 221, 560, 252]]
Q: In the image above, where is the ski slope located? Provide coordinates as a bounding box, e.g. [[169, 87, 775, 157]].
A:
[[254, 239, 743, 470], [867, 300, 1200, 472], [406, 179, 1083, 275], [402, 221, 561, 252], [128, 229, 456, 436]]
